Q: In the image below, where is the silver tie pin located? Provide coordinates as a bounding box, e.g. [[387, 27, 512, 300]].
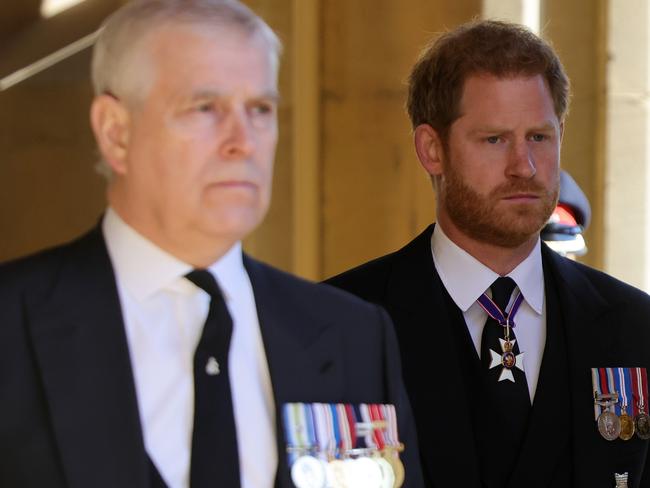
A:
[[205, 357, 220, 376]]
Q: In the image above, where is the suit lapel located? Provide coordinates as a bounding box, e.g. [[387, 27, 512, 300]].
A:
[[26, 227, 148, 488], [244, 256, 340, 488], [382, 225, 481, 488]]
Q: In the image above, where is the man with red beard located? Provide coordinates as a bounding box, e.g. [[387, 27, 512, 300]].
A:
[[326, 20, 650, 488]]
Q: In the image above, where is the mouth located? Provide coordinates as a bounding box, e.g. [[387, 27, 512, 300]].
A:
[[210, 180, 257, 190], [501, 192, 541, 202]]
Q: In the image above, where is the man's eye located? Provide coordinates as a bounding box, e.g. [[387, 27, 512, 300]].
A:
[[486, 136, 500, 144], [531, 134, 547, 142], [251, 103, 274, 115], [196, 103, 213, 113]]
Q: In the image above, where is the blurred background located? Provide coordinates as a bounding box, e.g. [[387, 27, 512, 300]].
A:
[[1, 0, 648, 290]]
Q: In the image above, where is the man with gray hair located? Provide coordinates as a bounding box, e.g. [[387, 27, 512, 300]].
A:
[[0, 1, 424, 487]]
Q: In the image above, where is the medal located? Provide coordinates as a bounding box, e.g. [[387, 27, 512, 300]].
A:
[[380, 404, 405, 488], [615, 367, 635, 440], [619, 412, 635, 441], [284, 402, 405, 488], [328, 459, 349, 488], [283, 403, 315, 464], [374, 455, 396, 488], [382, 448, 405, 488], [359, 404, 404, 488], [291, 455, 327, 488], [597, 409, 621, 441], [635, 412, 650, 440], [346, 457, 383, 488], [353, 404, 395, 488], [592, 367, 650, 441], [478, 288, 525, 383], [488, 337, 525, 382], [593, 368, 621, 440], [632, 367, 650, 440], [284, 403, 327, 488]]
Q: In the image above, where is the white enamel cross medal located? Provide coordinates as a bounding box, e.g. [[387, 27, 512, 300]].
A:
[[489, 338, 525, 382]]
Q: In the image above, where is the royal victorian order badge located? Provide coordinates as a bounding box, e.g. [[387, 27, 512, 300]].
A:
[[488, 338, 525, 382]]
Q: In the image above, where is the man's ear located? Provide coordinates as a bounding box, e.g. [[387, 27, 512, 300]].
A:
[[90, 94, 131, 175], [414, 124, 444, 177]]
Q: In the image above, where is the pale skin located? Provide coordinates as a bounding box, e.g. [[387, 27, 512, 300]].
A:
[[90, 24, 279, 268], [414, 73, 564, 276]]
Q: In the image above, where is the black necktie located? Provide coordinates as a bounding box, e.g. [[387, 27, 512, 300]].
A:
[[479, 277, 530, 486], [185, 269, 240, 488]]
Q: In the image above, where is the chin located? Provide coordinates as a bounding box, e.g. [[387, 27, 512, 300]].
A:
[[206, 208, 266, 240]]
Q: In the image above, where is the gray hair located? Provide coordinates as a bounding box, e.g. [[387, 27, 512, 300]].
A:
[[91, 0, 282, 178], [92, 0, 281, 100]]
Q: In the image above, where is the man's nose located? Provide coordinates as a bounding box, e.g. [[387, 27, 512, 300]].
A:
[[219, 108, 254, 159], [507, 140, 536, 178]]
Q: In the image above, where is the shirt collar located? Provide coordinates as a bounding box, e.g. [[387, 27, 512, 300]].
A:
[[206, 240, 247, 305], [102, 207, 245, 302], [431, 224, 544, 314]]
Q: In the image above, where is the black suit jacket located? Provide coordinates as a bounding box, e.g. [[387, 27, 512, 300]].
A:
[[326, 224, 650, 488], [0, 225, 424, 488]]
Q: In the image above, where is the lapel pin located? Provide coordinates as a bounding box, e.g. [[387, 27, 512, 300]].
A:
[[615, 472, 628, 488]]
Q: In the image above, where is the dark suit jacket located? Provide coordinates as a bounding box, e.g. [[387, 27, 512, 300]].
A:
[[0, 225, 424, 488], [326, 224, 650, 488]]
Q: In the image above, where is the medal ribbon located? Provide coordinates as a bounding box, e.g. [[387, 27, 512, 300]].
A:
[[593, 368, 618, 420], [344, 404, 358, 451], [597, 367, 612, 399], [635, 367, 649, 415], [329, 403, 342, 458], [381, 404, 402, 451], [477, 289, 524, 328], [369, 404, 387, 450], [631, 368, 641, 416], [616, 368, 628, 416], [623, 368, 635, 416], [305, 403, 318, 452], [607, 368, 617, 408], [613, 368, 624, 416], [336, 403, 353, 455], [283, 403, 313, 465], [311, 403, 330, 461], [642, 368, 649, 414], [592, 368, 601, 420], [351, 404, 369, 449], [322, 403, 337, 460], [282, 404, 297, 465], [591, 368, 642, 420], [359, 404, 377, 450]]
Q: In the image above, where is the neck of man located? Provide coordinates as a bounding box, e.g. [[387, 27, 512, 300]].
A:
[[437, 214, 539, 276], [108, 194, 236, 269]]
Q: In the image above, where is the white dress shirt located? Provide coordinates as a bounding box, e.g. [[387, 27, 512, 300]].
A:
[[431, 224, 546, 401], [102, 208, 277, 488]]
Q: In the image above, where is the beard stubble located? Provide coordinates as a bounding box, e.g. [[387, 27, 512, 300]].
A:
[[441, 162, 559, 248]]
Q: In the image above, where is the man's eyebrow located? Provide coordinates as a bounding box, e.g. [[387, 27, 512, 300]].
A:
[[528, 122, 558, 132], [470, 122, 558, 134], [188, 90, 280, 102]]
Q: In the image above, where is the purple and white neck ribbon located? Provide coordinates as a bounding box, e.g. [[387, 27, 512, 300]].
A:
[[477, 287, 524, 328]]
